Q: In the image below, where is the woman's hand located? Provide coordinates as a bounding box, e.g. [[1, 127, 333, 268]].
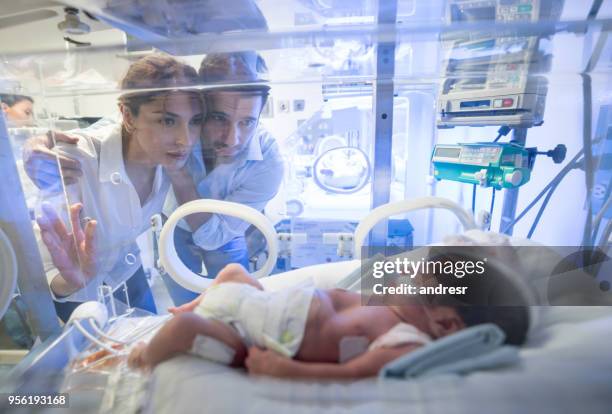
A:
[[37, 202, 98, 296], [165, 163, 212, 232], [245, 347, 293, 378], [22, 131, 82, 189], [165, 163, 193, 184]]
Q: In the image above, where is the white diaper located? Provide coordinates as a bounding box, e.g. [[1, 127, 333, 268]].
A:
[[194, 282, 315, 357], [190, 335, 236, 365], [368, 323, 431, 351]]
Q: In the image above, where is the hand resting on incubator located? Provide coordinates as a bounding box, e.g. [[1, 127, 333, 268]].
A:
[[128, 261, 529, 379]]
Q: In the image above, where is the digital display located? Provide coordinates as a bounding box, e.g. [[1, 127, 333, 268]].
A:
[[451, 5, 496, 22], [458, 78, 488, 89], [461, 99, 491, 108], [448, 60, 490, 75], [467, 39, 497, 51], [435, 147, 462, 158]]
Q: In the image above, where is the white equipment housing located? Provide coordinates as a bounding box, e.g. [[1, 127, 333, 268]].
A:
[[437, 0, 563, 128]]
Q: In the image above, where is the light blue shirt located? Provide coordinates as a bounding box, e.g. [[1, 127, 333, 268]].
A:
[[165, 126, 284, 250]]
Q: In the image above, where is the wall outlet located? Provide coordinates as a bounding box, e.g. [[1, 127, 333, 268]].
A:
[[278, 100, 290, 113], [293, 99, 305, 112]]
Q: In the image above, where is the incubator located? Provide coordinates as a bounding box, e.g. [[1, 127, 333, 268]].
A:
[[0, 0, 611, 413]]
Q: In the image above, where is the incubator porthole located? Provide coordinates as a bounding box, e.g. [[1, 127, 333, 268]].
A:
[[286, 199, 304, 217], [110, 172, 122, 184], [313, 146, 371, 194], [124, 253, 136, 265]]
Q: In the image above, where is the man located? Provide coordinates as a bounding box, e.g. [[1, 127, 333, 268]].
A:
[[162, 52, 284, 304], [1, 94, 34, 126]]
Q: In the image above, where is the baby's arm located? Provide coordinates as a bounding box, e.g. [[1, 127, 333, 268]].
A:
[[246, 344, 421, 379], [129, 313, 247, 369]]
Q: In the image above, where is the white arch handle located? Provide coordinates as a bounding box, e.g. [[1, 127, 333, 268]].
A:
[[353, 197, 477, 259], [159, 200, 278, 292]]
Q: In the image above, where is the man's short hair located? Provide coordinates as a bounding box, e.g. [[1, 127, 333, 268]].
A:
[[199, 51, 270, 108], [0, 94, 34, 107]]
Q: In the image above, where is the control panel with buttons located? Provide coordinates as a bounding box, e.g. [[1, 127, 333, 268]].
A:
[[431, 142, 534, 189]]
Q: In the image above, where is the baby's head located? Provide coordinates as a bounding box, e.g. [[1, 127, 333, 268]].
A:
[[396, 242, 531, 346], [455, 305, 529, 345], [396, 301, 529, 346]]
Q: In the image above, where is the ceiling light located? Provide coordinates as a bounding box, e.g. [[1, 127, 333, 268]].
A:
[[57, 7, 90, 35]]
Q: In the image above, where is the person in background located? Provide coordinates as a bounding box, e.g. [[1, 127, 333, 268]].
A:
[[1, 94, 34, 126], [0, 93, 36, 347]]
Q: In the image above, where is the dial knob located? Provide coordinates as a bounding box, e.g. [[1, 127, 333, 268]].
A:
[[505, 170, 523, 186]]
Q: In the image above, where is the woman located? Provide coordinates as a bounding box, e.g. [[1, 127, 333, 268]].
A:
[[1, 93, 34, 126], [34, 54, 204, 321]]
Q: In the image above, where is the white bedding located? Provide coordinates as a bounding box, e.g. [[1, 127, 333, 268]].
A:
[[148, 262, 612, 414]]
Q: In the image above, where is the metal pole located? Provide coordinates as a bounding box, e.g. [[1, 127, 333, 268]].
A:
[[499, 128, 528, 235], [0, 114, 60, 340], [369, 0, 397, 249]]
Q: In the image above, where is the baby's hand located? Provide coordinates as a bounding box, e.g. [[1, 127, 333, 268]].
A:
[[168, 293, 204, 315], [127, 342, 149, 370], [245, 347, 292, 378]]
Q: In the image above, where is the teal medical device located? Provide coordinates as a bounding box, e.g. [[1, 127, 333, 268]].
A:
[[431, 142, 535, 189]]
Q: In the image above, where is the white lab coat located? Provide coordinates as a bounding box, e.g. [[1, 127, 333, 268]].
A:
[[38, 123, 170, 303]]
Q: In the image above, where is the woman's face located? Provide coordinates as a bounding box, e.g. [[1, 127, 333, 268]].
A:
[[127, 91, 204, 170], [2, 99, 34, 126]]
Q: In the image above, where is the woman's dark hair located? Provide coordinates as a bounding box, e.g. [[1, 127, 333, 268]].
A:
[[0, 94, 33, 107], [118, 53, 199, 116]]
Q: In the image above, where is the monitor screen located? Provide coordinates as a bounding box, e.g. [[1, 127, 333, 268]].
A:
[[451, 5, 496, 22], [435, 147, 462, 158]]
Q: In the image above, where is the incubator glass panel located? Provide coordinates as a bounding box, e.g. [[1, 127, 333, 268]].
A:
[[0, 1, 610, 401]]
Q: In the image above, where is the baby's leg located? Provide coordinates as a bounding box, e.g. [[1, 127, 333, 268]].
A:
[[212, 263, 264, 291], [130, 312, 247, 369], [169, 264, 263, 315]]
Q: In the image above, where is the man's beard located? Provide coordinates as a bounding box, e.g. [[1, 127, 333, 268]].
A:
[[202, 146, 237, 169]]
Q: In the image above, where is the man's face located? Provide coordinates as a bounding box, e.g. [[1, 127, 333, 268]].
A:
[[2, 99, 34, 126], [202, 91, 263, 164]]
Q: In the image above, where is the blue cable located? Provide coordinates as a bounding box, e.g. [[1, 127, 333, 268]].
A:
[[489, 188, 496, 230]]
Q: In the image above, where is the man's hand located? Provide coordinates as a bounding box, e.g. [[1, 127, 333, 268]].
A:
[[37, 202, 98, 296], [23, 131, 82, 189], [245, 346, 293, 378]]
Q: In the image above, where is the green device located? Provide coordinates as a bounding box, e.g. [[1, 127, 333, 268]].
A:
[[431, 142, 535, 189]]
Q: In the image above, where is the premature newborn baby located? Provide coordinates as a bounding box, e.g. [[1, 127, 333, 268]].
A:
[[129, 263, 528, 379]]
